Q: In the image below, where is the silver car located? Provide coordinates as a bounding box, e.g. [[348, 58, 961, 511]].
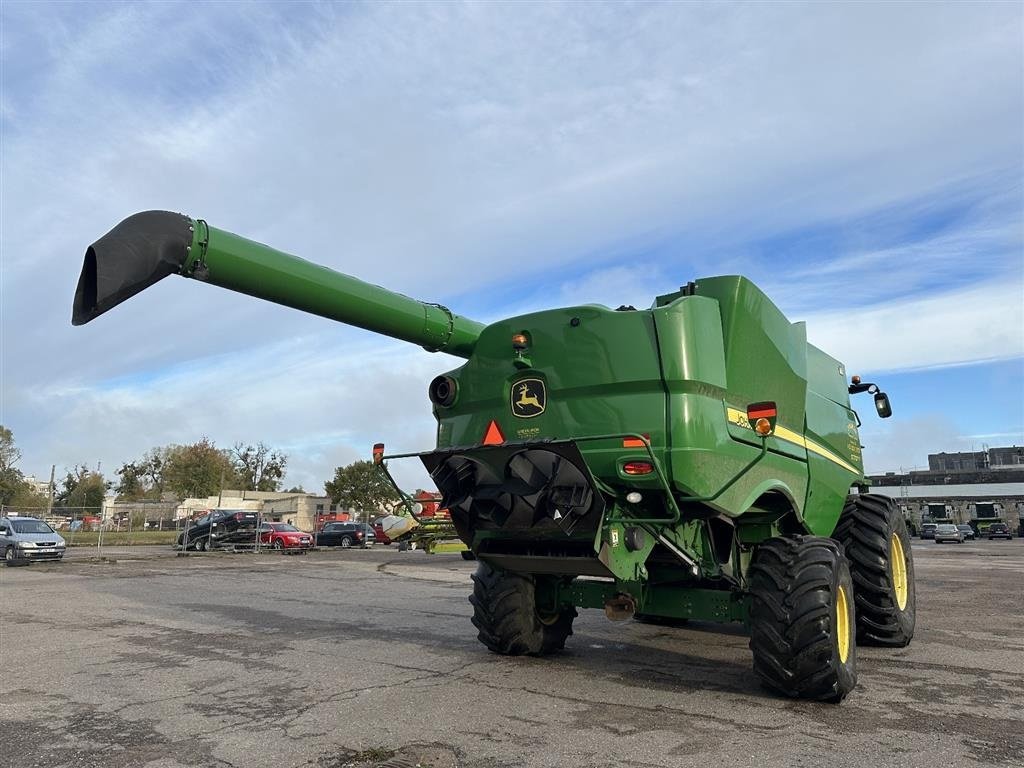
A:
[[933, 523, 964, 544], [0, 516, 67, 565]]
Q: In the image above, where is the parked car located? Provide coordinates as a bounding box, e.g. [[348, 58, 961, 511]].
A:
[[934, 523, 964, 543], [987, 522, 1013, 540], [920, 522, 938, 540], [956, 524, 976, 541], [259, 523, 313, 551], [318, 522, 375, 548], [0, 516, 67, 566], [176, 510, 259, 551], [372, 519, 392, 545]]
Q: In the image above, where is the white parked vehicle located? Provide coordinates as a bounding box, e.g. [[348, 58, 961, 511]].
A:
[[0, 516, 67, 565]]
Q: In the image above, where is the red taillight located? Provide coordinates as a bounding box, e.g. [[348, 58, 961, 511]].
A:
[[623, 461, 654, 475], [355, 532, 363, 539], [234, 513, 244, 521]]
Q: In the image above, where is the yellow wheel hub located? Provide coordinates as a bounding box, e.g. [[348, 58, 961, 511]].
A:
[[890, 533, 908, 610], [836, 584, 851, 664]]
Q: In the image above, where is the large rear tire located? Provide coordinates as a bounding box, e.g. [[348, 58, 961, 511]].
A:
[[833, 493, 915, 647], [469, 561, 575, 656], [749, 535, 857, 703]]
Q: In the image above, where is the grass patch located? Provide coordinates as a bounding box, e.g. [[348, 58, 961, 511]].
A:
[[63, 530, 178, 547]]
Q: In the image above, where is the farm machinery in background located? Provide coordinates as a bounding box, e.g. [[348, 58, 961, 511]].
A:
[[375, 490, 474, 557], [72, 210, 912, 702]]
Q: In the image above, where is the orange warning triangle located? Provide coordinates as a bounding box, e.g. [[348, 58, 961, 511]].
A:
[[482, 420, 505, 445]]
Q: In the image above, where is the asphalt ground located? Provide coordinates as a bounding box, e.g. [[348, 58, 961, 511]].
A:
[[1, 540, 1022, 768]]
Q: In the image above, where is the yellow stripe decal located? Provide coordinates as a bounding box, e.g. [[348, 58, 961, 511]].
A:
[[725, 407, 859, 474]]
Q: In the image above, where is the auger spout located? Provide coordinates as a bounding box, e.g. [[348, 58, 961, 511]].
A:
[[72, 210, 483, 358]]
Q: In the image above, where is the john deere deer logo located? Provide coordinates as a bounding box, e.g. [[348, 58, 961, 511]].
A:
[[511, 378, 546, 418]]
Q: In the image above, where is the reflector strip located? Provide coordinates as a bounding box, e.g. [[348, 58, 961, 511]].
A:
[[482, 420, 505, 445], [622, 434, 650, 448], [746, 402, 777, 419]]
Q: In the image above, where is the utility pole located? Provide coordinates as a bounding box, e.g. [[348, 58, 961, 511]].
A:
[[47, 464, 55, 517]]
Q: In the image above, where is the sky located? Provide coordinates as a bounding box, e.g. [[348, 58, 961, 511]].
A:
[[1, 1, 1022, 496]]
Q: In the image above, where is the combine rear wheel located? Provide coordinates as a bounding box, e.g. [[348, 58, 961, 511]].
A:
[[833, 494, 915, 647], [469, 561, 575, 656], [749, 536, 857, 703]]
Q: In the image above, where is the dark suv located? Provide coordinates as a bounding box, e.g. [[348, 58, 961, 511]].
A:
[[920, 522, 938, 540], [176, 510, 259, 551], [318, 522, 375, 548], [987, 522, 1013, 540]]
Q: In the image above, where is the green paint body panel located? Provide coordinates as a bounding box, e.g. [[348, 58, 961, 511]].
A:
[[72, 212, 877, 626]]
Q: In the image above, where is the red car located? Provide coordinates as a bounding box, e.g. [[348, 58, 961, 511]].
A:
[[259, 523, 313, 550], [372, 520, 392, 545]]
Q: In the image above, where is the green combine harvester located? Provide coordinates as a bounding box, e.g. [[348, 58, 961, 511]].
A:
[[73, 211, 915, 702]]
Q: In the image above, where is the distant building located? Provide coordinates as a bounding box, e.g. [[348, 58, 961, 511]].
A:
[[928, 445, 1024, 472], [22, 474, 54, 498], [868, 447, 1024, 533]]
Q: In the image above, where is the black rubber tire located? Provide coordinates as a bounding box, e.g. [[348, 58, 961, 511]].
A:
[[748, 535, 857, 703], [199, 537, 209, 552], [833, 493, 916, 647], [4, 545, 21, 567], [272, 539, 284, 550], [469, 561, 575, 656], [340, 536, 352, 549]]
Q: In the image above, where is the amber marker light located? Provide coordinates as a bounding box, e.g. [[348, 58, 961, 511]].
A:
[[512, 333, 529, 350], [372, 443, 385, 464], [747, 401, 777, 436]]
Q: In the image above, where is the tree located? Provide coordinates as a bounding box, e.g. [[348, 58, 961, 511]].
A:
[[162, 439, 236, 499], [58, 465, 108, 511], [325, 460, 400, 514], [0, 425, 20, 474], [115, 447, 170, 501], [231, 442, 287, 492], [0, 425, 25, 506], [0, 426, 50, 509], [115, 462, 146, 501]]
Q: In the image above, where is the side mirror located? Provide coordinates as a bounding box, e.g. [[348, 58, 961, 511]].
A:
[[849, 376, 893, 418], [874, 391, 893, 418]]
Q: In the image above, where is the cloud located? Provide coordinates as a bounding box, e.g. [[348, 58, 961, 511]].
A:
[[804, 278, 1024, 375]]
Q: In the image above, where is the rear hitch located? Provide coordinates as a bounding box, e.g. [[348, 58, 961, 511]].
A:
[[604, 593, 637, 622]]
